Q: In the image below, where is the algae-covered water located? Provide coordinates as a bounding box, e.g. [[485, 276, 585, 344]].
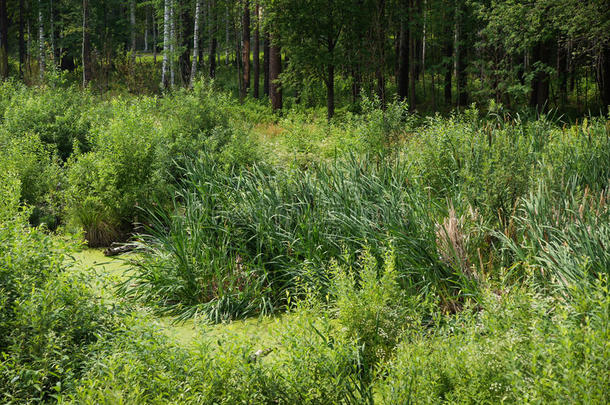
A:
[[71, 249, 279, 347]]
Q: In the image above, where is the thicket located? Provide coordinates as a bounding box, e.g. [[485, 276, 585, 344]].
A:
[[0, 80, 608, 403]]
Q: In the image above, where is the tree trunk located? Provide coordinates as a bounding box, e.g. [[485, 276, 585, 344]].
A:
[[397, 0, 409, 101], [144, 7, 149, 52], [263, 32, 270, 96], [408, 0, 416, 109], [269, 39, 282, 112], [0, 0, 8, 80], [170, 0, 175, 87], [161, 0, 170, 88], [225, 6, 230, 65], [596, 43, 610, 109], [326, 63, 335, 119], [241, 0, 251, 99], [443, 19, 452, 105], [19, 0, 25, 78], [190, 0, 202, 86], [130, 0, 136, 63], [253, 3, 260, 99], [82, 0, 91, 86], [39, 0, 45, 80], [455, 0, 467, 107], [557, 41, 568, 107], [153, 8, 157, 64], [178, 5, 191, 84], [530, 40, 552, 110], [209, 0, 217, 78], [375, 0, 386, 107]]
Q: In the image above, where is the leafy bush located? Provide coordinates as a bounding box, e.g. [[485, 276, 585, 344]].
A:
[[2, 85, 93, 161], [379, 284, 610, 403], [0, 209, 122, 402]]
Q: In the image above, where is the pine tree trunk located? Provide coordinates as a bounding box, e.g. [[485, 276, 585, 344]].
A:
[[263, 32, 270, 96], [241, 0, 251, 99], [82, 0, 91, 86], [269, 39, 282, 112], [253, 3, 260, 99], [0, 0, 8, 80], [153, 9, 157, 64], [190, 0, 202, 86], [161, 0, 170, 88]]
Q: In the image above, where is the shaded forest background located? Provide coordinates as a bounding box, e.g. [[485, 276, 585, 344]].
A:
[[0, 0, 608, 117]]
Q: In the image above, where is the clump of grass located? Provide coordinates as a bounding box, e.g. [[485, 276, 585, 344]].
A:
[[122, 154, 467, 321]]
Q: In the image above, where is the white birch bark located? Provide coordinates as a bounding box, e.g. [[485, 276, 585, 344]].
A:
[[190, 0, 202, 86], [161, 0, 170, 88], [170, 0, 175, 87], [38, 0, 45, 80]]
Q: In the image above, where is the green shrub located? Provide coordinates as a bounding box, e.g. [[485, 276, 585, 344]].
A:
[[2, 86, 93, 161], [379, 284, 610, 403]]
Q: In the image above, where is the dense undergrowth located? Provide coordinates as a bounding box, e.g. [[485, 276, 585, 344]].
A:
[[1, 79, 609, 403]]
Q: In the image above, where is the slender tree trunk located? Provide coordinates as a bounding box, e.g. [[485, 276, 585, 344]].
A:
[[269, 39, 282, 112], [456, 0, 467, 107], [153, 9, 158, 63], [253, 3, 260, 98], [170, 0, 176, 87], [190, 0, 202, 86], [597, 43, 610, 109], [557, 41, 567, 107], [397, 0, 409, 101], [375, 0, 386, 107], [225, 6, 230, 65], [263, 32, 270, 96], [130, 0, 136, 63], [50, 0, 57, 64], [530, 40, 552, 110], [209, 0, 217, 78], [178, 4, 191, 84], [443, 12, 452, 105], [39, 0, 45, 80], [19, 0, 25, 78], [161, 0, 170, 88], [82, 0, 91, 86], [326, 63, 335, 119], [144, 7, 149, 52], [241, 0, 251, 98], [0, 0, 8, 80], [408, 0, 416, 109]]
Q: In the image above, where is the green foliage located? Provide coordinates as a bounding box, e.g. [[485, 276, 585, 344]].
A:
[[331, 247, 421, 373], [379, 284, 610, 403], [2, 85, 93, 161], [0, 210, 123, 402]]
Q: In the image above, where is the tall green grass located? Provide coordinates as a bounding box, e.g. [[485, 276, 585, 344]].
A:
[[122, 154, 467, 321]]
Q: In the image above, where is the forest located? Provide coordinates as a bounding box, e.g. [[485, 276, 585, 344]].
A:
[[0, 0, 609, 403]]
